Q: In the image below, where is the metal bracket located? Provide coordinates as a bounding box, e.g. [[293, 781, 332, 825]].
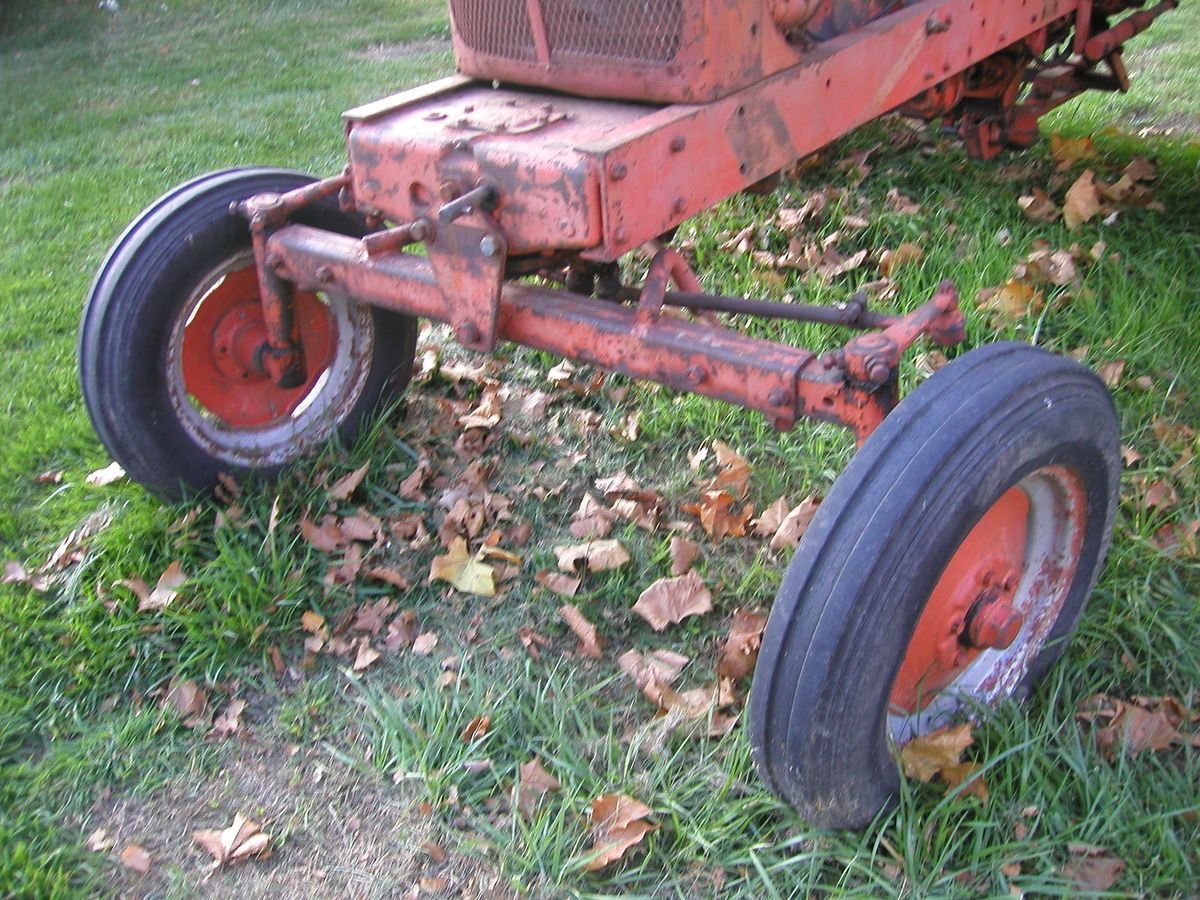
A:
[[426, 218, 507, 352]]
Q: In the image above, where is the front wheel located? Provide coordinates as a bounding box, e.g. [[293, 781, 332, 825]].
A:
[[748, 342, 1121, 829], [79, 168, 417, 500]]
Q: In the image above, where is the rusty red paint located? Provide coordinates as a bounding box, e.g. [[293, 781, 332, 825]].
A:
[[891, 487, 1030, 714], [180, 264, 336, 427]]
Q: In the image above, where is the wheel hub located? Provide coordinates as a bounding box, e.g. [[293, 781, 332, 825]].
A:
[[179, 264, 338, 428], [889, 487, 1030, 714]]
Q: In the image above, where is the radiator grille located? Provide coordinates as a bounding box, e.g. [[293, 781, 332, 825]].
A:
[[452, 0, 683, 65], [452, 0, 537, 61]]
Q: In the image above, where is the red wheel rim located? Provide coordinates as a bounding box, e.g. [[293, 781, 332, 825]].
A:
[[889, 466, 1089, 726], [180, 264, 338, 428]]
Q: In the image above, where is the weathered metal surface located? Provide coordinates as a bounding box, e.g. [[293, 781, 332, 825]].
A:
[[449, 0, 912, 104], [345, 86, 649, 255], [579, 0, 1084, 258], [264, 224, 916, 434]]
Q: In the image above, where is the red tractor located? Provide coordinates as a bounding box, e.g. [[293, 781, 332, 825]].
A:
[[79, 0, 1172, 827]]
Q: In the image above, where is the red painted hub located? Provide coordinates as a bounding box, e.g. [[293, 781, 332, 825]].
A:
[[890, 487, 1030, 714], [180, 264, 338, 428]]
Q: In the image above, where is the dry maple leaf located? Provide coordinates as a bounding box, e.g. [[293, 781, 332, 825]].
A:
[[412, 631, 439, 656], [1062, 845, 1125, 892], [595, 471, 641, 496], [976, 279, 1043, 320], [300, 516, 349, 552], [352, 637, 381, 672], [940, 761, 989, 802], [1076, 693, 1187, 758], [1063, 169, 1103, 229], [193, 814, 271, 868], [119, 844, 151, 874], [516, 758, 561, 818], [583, 794, 657, 872], [210, 698, 246, 739], [86, 461, 126, 487], [632, 570, 713, 631], [569, 494, 615, 540], [139, 561, 186, 612], [461, 714, 490, 742], [899, 722, 974, 782], [618, 648, 690, 703], [554, 539, 631, 574], [878, 241, 924, 277], [535, 570, 581, 597], [328, 463, 369, 501], [85, 828, 114, 852], [1048, 133, 1095, 170], [1095, 358, 1126, 388], [668, 536, 700, 575], [707, 441, 752, 499], [770, 497, 821, 551], [429, 537, 496, 596], [651, 681, 738, 738], [164, 679, 209, 729], [1017, 189, 1059, 222], [683, 490, 753, 539], [558, 604, 604, 658], [753, 496, 791, 537], [716, 608, 768, 680], [1140, 479, 1178, 513]]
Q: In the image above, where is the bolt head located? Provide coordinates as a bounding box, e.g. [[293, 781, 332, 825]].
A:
[[479, 235, 501, 258], [686, 365, 706, 385], [456, 322, 481, 345], [768, 387, 791, 407]]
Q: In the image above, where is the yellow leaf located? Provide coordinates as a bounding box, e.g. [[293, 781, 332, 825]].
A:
[[429, 537, 495, 596]]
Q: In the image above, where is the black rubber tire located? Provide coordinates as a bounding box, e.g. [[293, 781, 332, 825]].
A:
[[79, 168, 417, 501], [747, 342, 1121, 829]]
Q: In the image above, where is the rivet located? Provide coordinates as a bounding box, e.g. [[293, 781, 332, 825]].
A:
[[669, 136, 686, 152], [315, 265, 334, 285], [610, 163, 628, 181], [614, 227, 628, 243], [768, 387, 792, 407]]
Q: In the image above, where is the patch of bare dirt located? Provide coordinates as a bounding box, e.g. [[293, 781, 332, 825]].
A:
[[89, 741, 510, 898]]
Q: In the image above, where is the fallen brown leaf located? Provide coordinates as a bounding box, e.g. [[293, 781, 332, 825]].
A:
[[716, 608, 768, 680], [516, 758, 561, 818], [899, 722, 974, 782], [328, 463, 370, 501], [632, 570, 713, 631], [583, 794, 657, 871], [554, 539, 631, 574], [193, 813, 271, 868], [535, 569, 581, 597], [1062, 845, 1125, 892], [668, 536, 700, 575], [1063, 170, 1103, 229], [618, 648, 690, 703], [119, 844, 151, 874], [770, 497, 821, 551], [559, 604, 604, 658], [164, 679, 209, 729]]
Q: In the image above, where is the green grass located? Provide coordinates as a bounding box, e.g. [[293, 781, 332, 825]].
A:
[[1, 0, 1198, 895]]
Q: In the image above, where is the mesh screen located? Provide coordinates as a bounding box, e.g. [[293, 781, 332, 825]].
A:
[[452, 0, 683, 65]]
